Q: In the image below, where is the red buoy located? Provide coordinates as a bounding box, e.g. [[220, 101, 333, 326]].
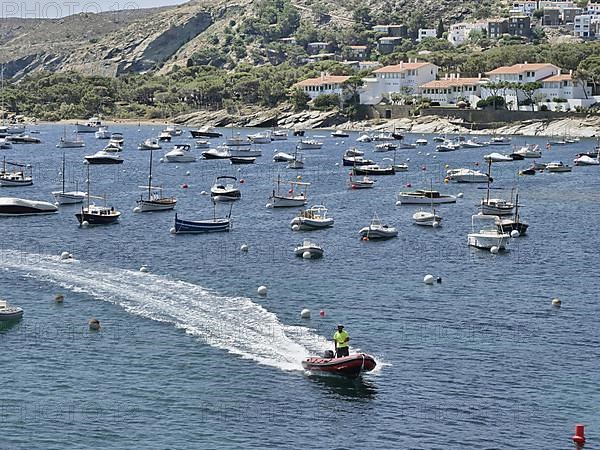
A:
[[573, 424, 586, 445], [319, 310, 325, 317], [405, 182, 411, 188], [182, 184, 189, 189], [240, 179, 245, 184]]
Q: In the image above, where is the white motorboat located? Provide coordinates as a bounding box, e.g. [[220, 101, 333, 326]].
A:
[[56, 130, 85, 148], [103, 142, 122, 153], [158, 131, 172, 142], [248, 131, 272, 144], [84, 150, 124, 165], [163, 125, 183, 137], [165, 144, 196, 163], [433, 136, 446, 142], [446, 168, 491, 183], [489, 136, 511, 146], [210, 176, 241, 202], [344, 148, 364, 157], [545, 161, 572, 173], [372, 132, 395, 141], [94, 127, 111, 139], [331, 129, 349, 138], [391, 163, 409, 172], [76, 117, 102, 133], [574, 154, 600, 166], [52, 153, 86, 204], [294, 240, 324, 258], [138, 138, 161, 150], [436, 141, 461, 152], [348, 175, 375, 189], [513, 144, 541, 158], [268, 175, 310, 208], [356, 134, 372, 143], [461, 139, 486, 148], [7, 134, 41, 144], [226, 133, 251, 147], [374, 143, 397, 152], [0, 197, 58, 215], [359, 214, 398, 240], [195, 140, 210, 149], [271, 130, 288, 141], [0, 299, 23, 321], [412, 210, 442, 227], [396, 189, 457, 205], [484, 152, 513, 163], [109, 132, 124, 147], [298, 139, 323, 150], [0, 138, 11, 149], [0, 123, 26, 135], [398, 142, 418, 149], [136, 149, 176, 212], [290, 205, 334, 230], [227, 147, 262, 158], [202, 147, 231, 159], [273, 152, 294, 162], [342, 155, 374, 167], [467, 214, 510, 250], [415, 138, 428, 146]]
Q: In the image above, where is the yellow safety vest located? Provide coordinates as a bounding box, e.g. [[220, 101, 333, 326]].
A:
[[333, 330, 349, 348]]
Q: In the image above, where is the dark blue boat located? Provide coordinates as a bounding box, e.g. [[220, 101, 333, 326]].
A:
[[173, 213, 231, 234]]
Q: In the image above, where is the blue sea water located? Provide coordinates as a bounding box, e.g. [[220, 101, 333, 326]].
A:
[[1, 124, 599, 449]]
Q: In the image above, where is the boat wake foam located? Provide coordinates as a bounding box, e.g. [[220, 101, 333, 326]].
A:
[[3, 251, 330, 372]]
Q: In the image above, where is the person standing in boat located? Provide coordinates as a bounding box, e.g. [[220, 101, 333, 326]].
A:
[[333, 324, 350, 358]]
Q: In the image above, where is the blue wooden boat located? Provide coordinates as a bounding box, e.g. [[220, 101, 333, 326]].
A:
[[173, 210, 231, 234]]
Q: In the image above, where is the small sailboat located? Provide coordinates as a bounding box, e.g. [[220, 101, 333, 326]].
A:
[[287, 145, 304, 169], [348, 174, 375, 189], [268, 175, 310, 208], [0, 157, 33, 187], [75, 165, 121, 226], [52, 153, 86, 204], [136, 149, 176, 212], [56, 128, 85, 148], [480, 161, 514, 216]]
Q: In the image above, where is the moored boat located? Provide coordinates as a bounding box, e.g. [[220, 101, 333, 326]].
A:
[[268, 175, 309, 208], [467, 214, 509, 250], [76, 117, 102, 133], [396, 189, 457, 205], [84, 150, 124, 165], [294, 240, 324, 258], [164, 144, 196, 163], [210, 176, 241, 202], [0, 197, 58, 215], [290, 205, 334, 230], [359, 214, 398, 239], [190, 126, 222, 138], [0, 299, 23, 321]]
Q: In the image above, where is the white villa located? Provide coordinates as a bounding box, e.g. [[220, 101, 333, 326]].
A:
[[359, 60, 438, 105], [539, 73, 594, 110], [420, 75, 483, 106], [417, 28, 437, 42], [447, 22, 487, 46], [294, 74, 350, 100]]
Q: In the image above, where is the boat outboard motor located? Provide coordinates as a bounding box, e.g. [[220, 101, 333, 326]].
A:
[[324, 350, 334, 359]]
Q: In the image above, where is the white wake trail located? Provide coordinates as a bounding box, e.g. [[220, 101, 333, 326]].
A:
[[3, 251, 330, 371]]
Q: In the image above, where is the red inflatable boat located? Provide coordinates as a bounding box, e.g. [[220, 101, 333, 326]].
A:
[[302, 352, 377, 378]]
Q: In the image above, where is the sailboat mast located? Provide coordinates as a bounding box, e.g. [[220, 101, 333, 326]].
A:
[[148, 148, 153, 200], [86, 163, 91, 209], [62, 153, 66, 194], [486, 160, 492, 203]]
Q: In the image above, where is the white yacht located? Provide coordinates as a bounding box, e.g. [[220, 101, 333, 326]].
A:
[[468, 214, 510, 250], [76, 117, 102, 133], [247, 131, 272, 144], [138, 138, 161, 150], [396, 189, 457, 205], [164, 144, 196, 163], [294, 240, 324, 259], [290, 205, 334, 230], [210, 176, 241, 202], [513, 144, 541, 158], [359, 214, 398, 239], [94, 127, 111, 139], [446, 168, 491, 183], [297, 139, 323, 150]]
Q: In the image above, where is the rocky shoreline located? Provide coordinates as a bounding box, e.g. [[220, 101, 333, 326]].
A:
[[173, 107, 600, 139]]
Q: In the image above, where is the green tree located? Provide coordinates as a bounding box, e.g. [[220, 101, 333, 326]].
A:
[[290, 88, 310, 111], [519, 81, 543, 111], [436, 19, 444, 39], [576, 56, 600, 95]]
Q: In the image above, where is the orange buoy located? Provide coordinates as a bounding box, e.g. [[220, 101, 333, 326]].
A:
[[573, 424, 586, 445]]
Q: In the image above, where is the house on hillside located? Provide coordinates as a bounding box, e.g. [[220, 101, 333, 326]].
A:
[[377, 37, 404, 54], [588, 0, 600, 14], [359, 60, 439, 105], [372, 24, 408, 38], [510, 1, 538, 16], [509, 16, 532, 37], [345, 45, 368, 61], [293, 73, 350, 100], [488, 19, 510, 39], [447, 22, 487, 45], [543, 8, 561, 25], [420, 74, 484, 106], [306, 42, 331, 55], [417, 28, 437, 42], [539, 72, 593, 110], [562, 7, 583, 23]]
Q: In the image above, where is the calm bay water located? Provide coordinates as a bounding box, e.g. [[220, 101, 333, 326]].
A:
[[1, 124, 599, 449]]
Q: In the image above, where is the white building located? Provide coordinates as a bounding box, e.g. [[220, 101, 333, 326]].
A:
[[417, 28, 437, 42], [510, 1, 538, 16], [420, 75, 483, 106], [481, 63, 560, 108], [588, 0, 600, 14], [539, 0, 576, 12], [447, 22, 487, 46], [539, 73, 594, 110], [294, 74, 350, 100], [573, 14, 598, 37], [359, 60, 439, 105]]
